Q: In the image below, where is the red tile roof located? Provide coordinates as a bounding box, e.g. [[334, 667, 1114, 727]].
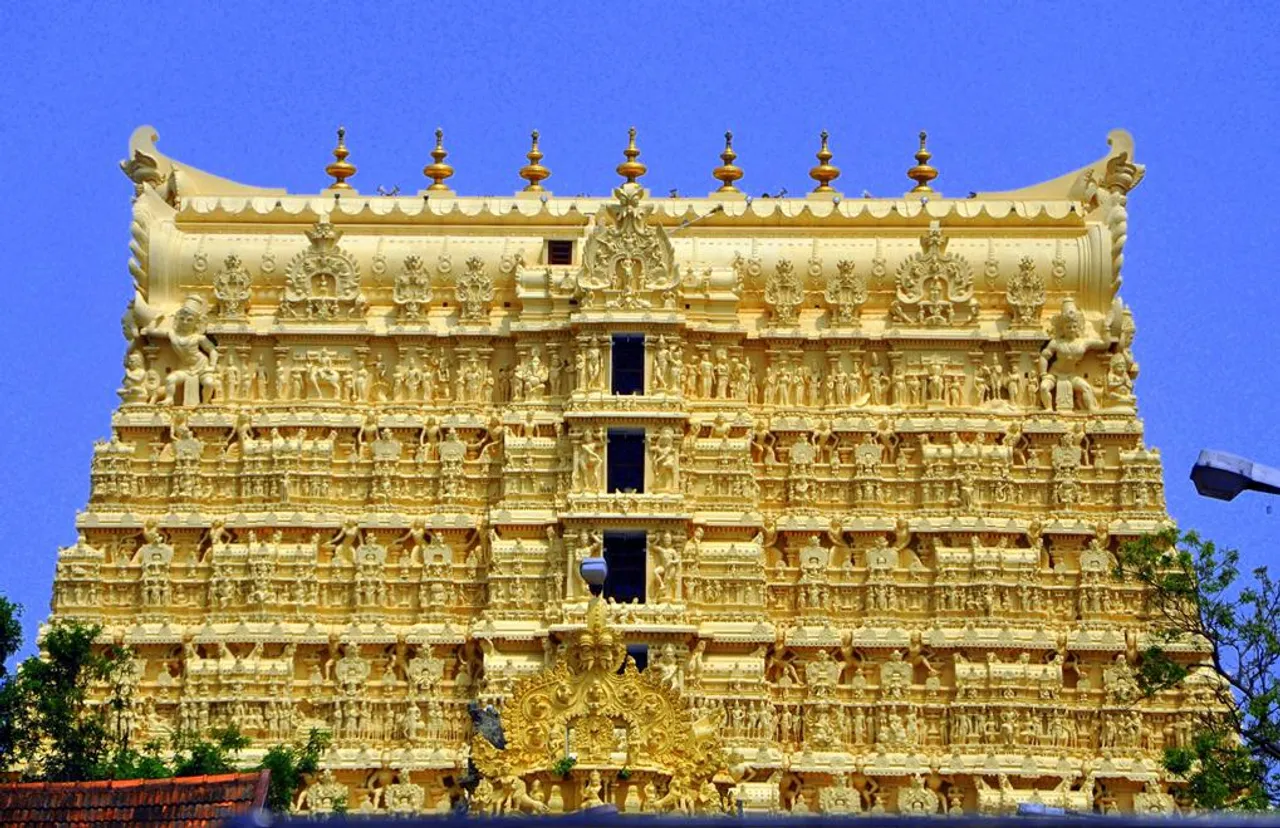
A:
[[0, 770, 269, 827]]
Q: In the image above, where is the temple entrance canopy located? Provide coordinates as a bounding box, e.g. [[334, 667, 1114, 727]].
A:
[[471, 599, 728, 814]]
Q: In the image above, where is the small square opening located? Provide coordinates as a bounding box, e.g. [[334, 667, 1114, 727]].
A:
[[607, 429, 646, 493], [547, 240, 575, 265], [603, 530, 647, 605], [611, 334, 645, 396]]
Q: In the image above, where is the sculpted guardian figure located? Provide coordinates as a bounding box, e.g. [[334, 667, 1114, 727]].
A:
[[1038, 297, 1106, 411], [162, 295, 219, 406]]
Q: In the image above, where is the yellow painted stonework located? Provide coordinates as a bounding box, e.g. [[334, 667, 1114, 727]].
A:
[[49, 125, 1208, 815]]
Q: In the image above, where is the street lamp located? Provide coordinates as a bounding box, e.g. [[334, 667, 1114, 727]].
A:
[[579, 556, 608, 598], [1190, 449, 1280, 501]]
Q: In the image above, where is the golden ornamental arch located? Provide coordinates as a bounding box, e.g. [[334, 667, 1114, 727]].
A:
[[471, 599, 727, 813]]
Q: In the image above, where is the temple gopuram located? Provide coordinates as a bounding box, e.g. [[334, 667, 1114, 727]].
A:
[[47, 124, 1207, 815]]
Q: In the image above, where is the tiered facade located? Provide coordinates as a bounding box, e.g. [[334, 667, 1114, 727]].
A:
[[49, 125, 1203, 814]]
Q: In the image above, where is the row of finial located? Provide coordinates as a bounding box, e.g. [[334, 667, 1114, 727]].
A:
[[325, 127, 940, 196]]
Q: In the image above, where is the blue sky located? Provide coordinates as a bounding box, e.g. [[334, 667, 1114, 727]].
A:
[[1, 3, 1277, 655]]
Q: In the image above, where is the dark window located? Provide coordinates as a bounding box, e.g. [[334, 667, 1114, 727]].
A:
[[603, 530, 647, 604], [547, 239, 575, 265], [626, 643, 649, 672], [611, 334, 645, 395], [607, 429, 645, 493]]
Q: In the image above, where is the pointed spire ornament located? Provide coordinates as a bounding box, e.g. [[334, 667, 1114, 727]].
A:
[[616, 127, 647, 185], [808, 130, 840, 193], [325, 127, 356, 190], [907, 131, 939, 194], [519, 130, 551, 192], [712, 131, 744, 193], [422, 128, 455, 191]]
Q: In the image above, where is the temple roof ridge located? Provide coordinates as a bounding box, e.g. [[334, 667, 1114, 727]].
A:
[[121, 125, 286, 201], [122, 124, 1142, 213], [975, 129, 1144, 201]]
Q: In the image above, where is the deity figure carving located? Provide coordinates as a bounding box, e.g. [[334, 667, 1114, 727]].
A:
[[1106, 353, 1135, 406], [1104, 297, 1139, 406], [824, 259, 867, 327], [580, 336, 606, 393], [456, 255, 494, 323], [578, 187, 678, 310], [1006, 255, 1045, 327], [393, 254, 433, 321], [333, 640, 371, 696], [297, 769, 349, 814], [765, 259, 803, 327], [898, 776, 939, 815], [651, 426, 679, 492], [1133, 781, 1176, 815], [514, 347, 550, 402], [804, 649, 841, 693], [306, 349, 344, 400], [212, 253, 253, 319], [651, 335, 671, 393], [279, 219, 367, 321], [573, 428, 604, 492], [1038, 297, 1106, 411], [118, 351, 160, 404], [385, 773, 426, 813], [819, 775, 862, 815], [580, 770, 605, 810], [1104, 653, 1140, 704], [651, 530, 681, 601], [880, 650, 913, 699], [891, 222, 978, 327], [161, 295, 219, 406]]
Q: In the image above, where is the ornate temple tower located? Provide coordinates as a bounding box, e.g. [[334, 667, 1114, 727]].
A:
[[50, 125, 1198, 814]]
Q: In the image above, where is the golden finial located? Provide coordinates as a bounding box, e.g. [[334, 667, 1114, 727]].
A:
[[325, 126, 356, 190], [907, 130, 938, 193], [616, 126, 647, 185], [519, 130, 551, 192], [808, 130, 840, 193], [712, 131, 744, 193], [422, 128, 455, 191]]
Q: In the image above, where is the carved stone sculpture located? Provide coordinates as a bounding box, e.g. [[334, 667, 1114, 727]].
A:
[[162, 295, 219, 406], [279, 219, 368, 321], [891, 222, 978, 327], [1039, 297, 1107, 411]]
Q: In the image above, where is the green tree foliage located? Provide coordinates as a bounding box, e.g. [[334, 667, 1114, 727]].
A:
[[0, 597, 25, 768], [1119, 528, 1280, 808], [102, 740, 174, 781], [0, 597, 21, 675], [171, 725, 250, 777], [257, 729, 330, 812], [5, 619, 129, 781], [0, 599, 335, 813]]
